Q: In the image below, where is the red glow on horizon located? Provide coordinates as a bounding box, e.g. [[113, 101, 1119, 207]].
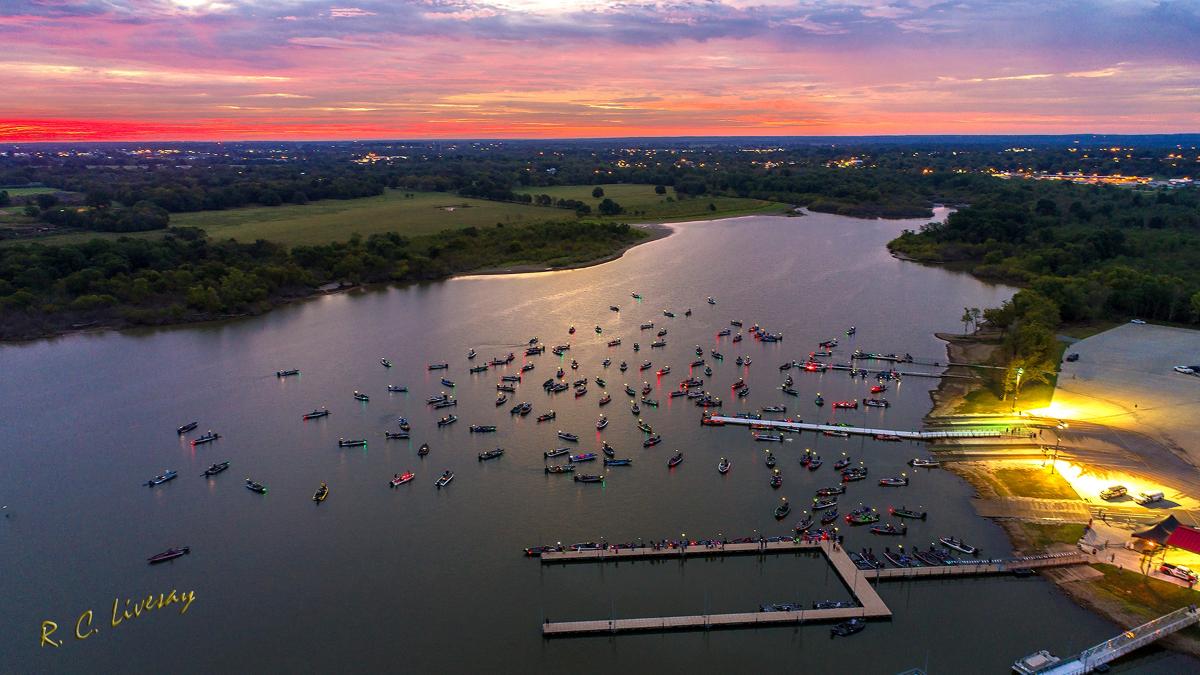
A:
[[1, 1, 1194, 143]]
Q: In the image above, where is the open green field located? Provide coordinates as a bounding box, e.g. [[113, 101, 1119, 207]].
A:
[[981, 466, 1081, 500], [2, 184, 786, 249], [517, 184, 785, 221], [1086, 564, 1200, 637], [1015, 522, 1086, 549], [2, 190, 564, 248], [2, 186, 61, 197], [170, 190, 561, 246], [0, 206, 38, 230]]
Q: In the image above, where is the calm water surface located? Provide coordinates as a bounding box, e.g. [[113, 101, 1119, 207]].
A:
[[1, 211, 1190, 673]]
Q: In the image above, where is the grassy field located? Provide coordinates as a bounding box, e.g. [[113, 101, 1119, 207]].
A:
[[1060, 320, 1123, 340], [1015, 522, 1086, 549], [516, 184, 786, 221], [0, 206, 32, 222], [171, 190, 564, 246], [2, 190, 563, 248], [4, 185, 786, 249], [2, 186, 61, 196], [1086, 564, 1200, 632], [982, 466, 1081, 500], [955, 340, 1067, 414]]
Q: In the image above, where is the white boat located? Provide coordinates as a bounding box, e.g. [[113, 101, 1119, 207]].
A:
[[938, 536, 978, 555]]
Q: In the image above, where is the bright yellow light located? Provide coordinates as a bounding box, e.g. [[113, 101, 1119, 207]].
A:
[[1024, 401, 1083, 420], [1044, 459, 1199, 508], [1024, 394, 1131, 424]]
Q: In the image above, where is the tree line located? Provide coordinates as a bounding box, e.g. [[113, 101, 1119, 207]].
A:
[[0, 221, 643, 341], [7, 139, 1194, 236], [889, 180, 1200, 326]]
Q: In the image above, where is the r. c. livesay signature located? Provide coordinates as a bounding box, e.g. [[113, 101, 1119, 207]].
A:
[[40, 588, 196, 647]]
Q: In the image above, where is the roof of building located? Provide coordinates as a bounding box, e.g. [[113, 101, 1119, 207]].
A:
[[1133, 515, 1200, 555], [1133, 515, 1180, 544], [1166, 525, 1200, 555]]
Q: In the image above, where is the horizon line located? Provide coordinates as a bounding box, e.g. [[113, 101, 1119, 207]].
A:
[[5, 131, 1200, 146]]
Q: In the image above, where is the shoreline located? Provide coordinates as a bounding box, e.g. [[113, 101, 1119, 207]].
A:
[[0, 203, 811, 344], [458, 222, 674, 276], [926, 330, 995, 416], [0, 222, 677, 345], [925, 332, 1200, 657]]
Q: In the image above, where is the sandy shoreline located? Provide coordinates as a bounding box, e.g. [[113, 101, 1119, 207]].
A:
[[926, 330, 994, 416]]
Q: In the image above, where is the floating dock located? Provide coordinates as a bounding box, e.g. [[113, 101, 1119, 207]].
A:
[[542, 541, 889, 637], [827, 364, 975, 379], [540, 543, 1087, 637], [707, 416, 1003, 441], [539, 538, 821, 563]]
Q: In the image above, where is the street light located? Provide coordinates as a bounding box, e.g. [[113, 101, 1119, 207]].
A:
[[1050, 421, 1068, 473], [1011, 367, 1025, 413]]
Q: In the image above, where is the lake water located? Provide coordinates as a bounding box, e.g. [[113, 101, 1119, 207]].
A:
[[1, 210, 1191, 673]]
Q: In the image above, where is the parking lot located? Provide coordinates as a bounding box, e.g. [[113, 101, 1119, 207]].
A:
[[1050, 322, 1200, 473]]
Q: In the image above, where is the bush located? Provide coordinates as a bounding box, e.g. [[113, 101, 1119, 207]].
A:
[[598, 198, 623, 216], [69, 294, 117, 310]]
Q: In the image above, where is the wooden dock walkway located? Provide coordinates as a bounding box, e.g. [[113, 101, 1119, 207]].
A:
[[542, 540, 890, 637], [707, 416, 1004, 441], [539, 539, 822, 563], [539, 545, 1089, 637], [868, 552, 1088, 580], [542, 606, 873, 636], [827, 364, 976, 379]]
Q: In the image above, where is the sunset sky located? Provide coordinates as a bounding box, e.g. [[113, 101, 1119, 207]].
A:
[[2, 0, 1197, 141]]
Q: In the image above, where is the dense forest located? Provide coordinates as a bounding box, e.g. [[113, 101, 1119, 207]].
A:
[[0, 221, 643, 340], [889, 178, 1200, 401], [889, 181, 1200, 325]]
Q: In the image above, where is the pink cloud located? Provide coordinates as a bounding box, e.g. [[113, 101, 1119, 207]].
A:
[[0, 1, 1195, 139], [328, 7, 377, 18]]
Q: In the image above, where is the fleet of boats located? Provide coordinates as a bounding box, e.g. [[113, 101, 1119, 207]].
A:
[[166, 298, 982, 616]]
